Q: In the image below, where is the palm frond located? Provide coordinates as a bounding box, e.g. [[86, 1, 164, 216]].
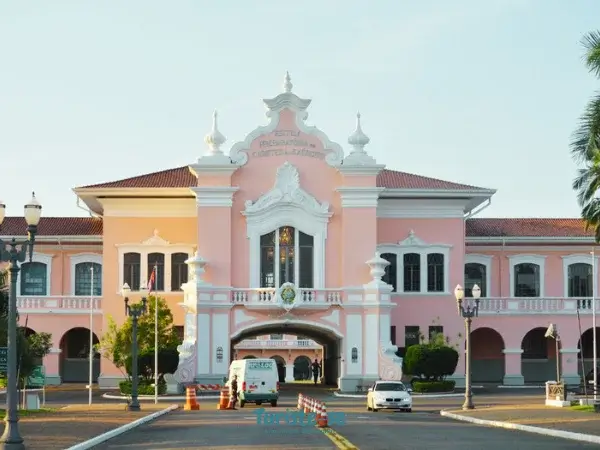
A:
[[570, 91, 600, 162], [582, 31, 600, 78]]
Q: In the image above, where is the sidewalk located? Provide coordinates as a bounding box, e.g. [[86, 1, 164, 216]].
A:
[[442, 403, 600, 444]]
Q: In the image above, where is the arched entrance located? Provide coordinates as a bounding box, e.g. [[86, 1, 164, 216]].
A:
[[521, 327, 554, 383], [294, 355, 311, 381], [271, 355, 286, 383], [59, 327, 100, 383], [230, 320, 342, 386], [578, 327, 600, 378], [471, 328, 505, 383]]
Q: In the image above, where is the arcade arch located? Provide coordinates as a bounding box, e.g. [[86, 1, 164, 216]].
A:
[[293, 355, 312, 381], [471, 328, 505, 383], [59, 327, 100, 383], [521, 327, 555, 383], [230, 321, 341, 386], [578, 327, 600, 377]]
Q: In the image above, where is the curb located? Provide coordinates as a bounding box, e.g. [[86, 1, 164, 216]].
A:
[[64, 404, 178, 450], [333, 391, 465, 399], [102, 393, 220, 401], [0, 389, 44, 395], [497, 385, 544, 389], [440, 410, 600, 445]]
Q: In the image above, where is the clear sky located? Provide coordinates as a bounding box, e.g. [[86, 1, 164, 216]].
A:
[[1, 0, 599, 218]]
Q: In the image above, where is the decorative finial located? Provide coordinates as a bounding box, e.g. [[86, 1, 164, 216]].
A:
[[283, 72, 293, 93], [153, 229, 159, 237], [347, 111, 370, 153], [204, 110, 226, 154]]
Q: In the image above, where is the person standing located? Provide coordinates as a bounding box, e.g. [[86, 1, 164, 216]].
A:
[[311, 359, 321, 385], [229, 374, 239, 409]]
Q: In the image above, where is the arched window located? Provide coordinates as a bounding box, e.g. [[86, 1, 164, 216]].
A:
[[74, 262, 102, 296], [259, 226, 314, 288], [568, 263, 593, 297], [171, 253, 189, 291], [464, 263, 486, 297], [147, 253, 165, 291], [123, 252, 141, 291], [20, 262, 47, 296], [381, 253, 397, 292], [514, 263, 540, 297]]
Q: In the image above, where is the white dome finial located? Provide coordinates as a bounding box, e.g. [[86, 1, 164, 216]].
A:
[[283, 71, 293, 93], [348, 111, 370, 153], [204, 110, 226, 154]]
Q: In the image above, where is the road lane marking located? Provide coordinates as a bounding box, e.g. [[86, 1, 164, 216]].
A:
[[320, 427, 359, 449]]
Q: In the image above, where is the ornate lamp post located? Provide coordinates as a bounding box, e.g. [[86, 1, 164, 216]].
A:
[[0, 193, 42, 450], [121, 283, 148, 411], [454, 283, 481, 411]]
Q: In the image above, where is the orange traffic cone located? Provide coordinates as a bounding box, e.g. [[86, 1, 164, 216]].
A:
[[183, 386, 200, 411], [297, 393, 303, 410], [317, 402, 328, 428], [217, 388, 229, 410]]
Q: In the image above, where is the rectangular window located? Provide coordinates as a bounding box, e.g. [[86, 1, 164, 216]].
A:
[[74, 262, 102, 296], [381, 253, 397, 292], [299, 232, 314, 288], [427, 253, 444, 292], [568, 263, 592, 297], [123, 252, 141, 291], [260, 232, 275, 288], [403, 254, 421, 292], [514, 263, 540, 297], [20, 262, 47, 296], [390, 325, 396, 346], [147, 253, 165, 291], [404, 326, 420, 348], [465, 263, 486, 297], [429, 326, 443, 342], [171, 253, 189, 291], [270, 334, 283, 340]]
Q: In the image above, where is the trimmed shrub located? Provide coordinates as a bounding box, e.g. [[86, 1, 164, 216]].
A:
[[412, 380, 455, 393], [403, 344, 459, 381], [119, 379, 166, 396]]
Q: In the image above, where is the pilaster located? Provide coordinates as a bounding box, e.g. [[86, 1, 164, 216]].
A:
[[43, 348, 61, 386], [503, 348, 525, 385], [560, 347, 581, 385]]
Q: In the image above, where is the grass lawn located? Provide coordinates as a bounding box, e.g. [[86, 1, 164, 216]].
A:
[[0, 408, 56, 419], [571, 404, 595, 412]]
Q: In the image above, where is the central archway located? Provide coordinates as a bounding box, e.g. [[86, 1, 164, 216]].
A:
[[230, 320, 342, 386]]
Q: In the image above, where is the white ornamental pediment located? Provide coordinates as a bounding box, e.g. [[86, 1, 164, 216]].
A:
[[141, 229, 170, 246], [242, 162, 331, 219]]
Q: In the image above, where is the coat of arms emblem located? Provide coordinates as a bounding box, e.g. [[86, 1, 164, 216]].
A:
[[277, 282, 299, 311]]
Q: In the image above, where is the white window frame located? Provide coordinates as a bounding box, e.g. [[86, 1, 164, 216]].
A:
[[70, 253, 103, 296], [508, 254, 546, 298], [116, 230, 195, 293], [377, 231, 452, 295], [562, 254, 597, 298], [464, 254, 493, 297], [17, 252, 53, 296]]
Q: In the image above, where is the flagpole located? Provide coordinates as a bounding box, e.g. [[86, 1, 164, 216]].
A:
[[154, 264, 158, 404], [593, 248, 597, 400], [89, 265, 94, 405]]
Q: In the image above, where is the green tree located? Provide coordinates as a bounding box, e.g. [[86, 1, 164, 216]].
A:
[[97, 296, 180, 374], [572, 31, 600, 239]]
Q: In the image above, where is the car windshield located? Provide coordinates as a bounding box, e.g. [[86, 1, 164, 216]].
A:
[[375, 383, 406, 392]]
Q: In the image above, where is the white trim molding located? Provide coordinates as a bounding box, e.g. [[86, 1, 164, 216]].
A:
[[98, 197, 196, 217], [17, 252, 53, 296], [190, 186, 239, 207], [562, 254, 598, 297], [336, 187, 384, 208], [116, 229, 196, 293], [508, 254, 547, 298], [377, 230, 452, 294], [69, 253, 103, 296], [464, 254, 493, 297], [242, 162, 332, 289], [377, 199, 470, 219]]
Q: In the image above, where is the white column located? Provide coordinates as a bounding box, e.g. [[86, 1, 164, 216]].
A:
[[285, 364, 294, 382], [211, 313, 230, 375]]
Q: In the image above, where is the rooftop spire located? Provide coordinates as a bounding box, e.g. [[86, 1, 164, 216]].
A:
[[347, 111, 370, 153], [204, 110, 226, 154], [283, 71, 293, 93]]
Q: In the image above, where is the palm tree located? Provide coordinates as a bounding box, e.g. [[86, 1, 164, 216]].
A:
[[572, 31, 600, 239]]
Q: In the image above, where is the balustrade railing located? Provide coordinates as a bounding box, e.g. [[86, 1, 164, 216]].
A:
[[16, 296, 102, 312], [231, 288, 343, 306], [475, 297, 597, 315], [234, 339, 322, 349]]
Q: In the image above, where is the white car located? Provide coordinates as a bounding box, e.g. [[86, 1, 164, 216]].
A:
[[367, 380, 412, 412]]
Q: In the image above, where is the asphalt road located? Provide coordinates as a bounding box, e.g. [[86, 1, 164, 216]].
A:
[[86, 387, 599, 450]]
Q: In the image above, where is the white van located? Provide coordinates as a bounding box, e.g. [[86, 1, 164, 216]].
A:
[[227, 358, 280, 408]]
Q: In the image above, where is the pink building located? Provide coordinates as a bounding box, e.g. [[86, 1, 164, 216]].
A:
[[1, 74, 598, 390]]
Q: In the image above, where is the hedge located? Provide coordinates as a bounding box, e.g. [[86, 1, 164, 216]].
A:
[[119, 379, 166, 396], [412, 380, 455, 393]]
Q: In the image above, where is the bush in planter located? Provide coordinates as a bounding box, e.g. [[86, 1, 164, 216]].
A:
[[119, 379, 167, 396], [412, 380, 455, 393]]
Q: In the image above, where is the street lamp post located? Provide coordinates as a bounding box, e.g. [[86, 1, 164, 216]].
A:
[[121, 283, 147, 412], [0, 193, 42, 450], [454, 283, 481, 411]]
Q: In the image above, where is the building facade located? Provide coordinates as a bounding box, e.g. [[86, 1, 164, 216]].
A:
[[1, 74, 598, 389]]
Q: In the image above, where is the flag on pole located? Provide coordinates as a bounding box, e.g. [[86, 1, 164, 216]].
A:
[[147, 266, 156, 292]]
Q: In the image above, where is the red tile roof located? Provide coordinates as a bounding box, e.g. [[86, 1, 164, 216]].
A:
[[466, 218, 593, 238], [0, 217, 103, 236], [77, 166, 489, 191]]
